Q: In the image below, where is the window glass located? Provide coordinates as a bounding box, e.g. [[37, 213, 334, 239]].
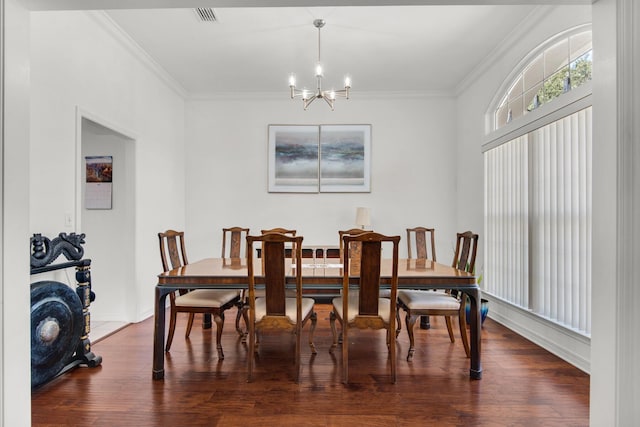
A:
[[541, 66, 570, 104], [525, 82, 543, 112], [496, 103, 509, 128], [494, 29, 591, 130], [570, 31, 592, 61], [570, 51, 592, 89], [544, 39, 568, 77], [508, 76, 523, 102], [509, 95, 524, 122], [523, 54, 543, 92]]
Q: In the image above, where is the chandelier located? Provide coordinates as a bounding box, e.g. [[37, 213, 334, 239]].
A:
[[288, 19, 351, 110]]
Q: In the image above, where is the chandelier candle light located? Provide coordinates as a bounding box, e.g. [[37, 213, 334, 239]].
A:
[[289, 19, 351, 110]]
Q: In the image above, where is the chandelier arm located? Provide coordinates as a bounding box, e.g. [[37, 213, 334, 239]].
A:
[[322, 96, 335, 111], [303, 94, 319, 110], [332, 88, 350, 99]]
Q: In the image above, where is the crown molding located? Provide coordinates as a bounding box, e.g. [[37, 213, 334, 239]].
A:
[[186, 89, 454, 102], [85, 10, 188, 99]]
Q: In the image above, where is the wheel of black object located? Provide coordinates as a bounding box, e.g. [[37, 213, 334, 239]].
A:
[[31, 281, 84, 388]]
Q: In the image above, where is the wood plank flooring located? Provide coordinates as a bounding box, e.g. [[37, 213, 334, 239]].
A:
[[31, 304, 589, 426]]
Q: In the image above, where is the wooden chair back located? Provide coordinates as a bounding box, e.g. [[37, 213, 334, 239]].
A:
[[342, 232, 400, 325], [338, 228, 373, 262], [406, 227, 436, 261], [222, 227, 249, 258], [261, 227, 296, 236], [452, 231, 479, 273], [261, 228, 297, 259], [158, 230, 188, 272], [247, 232, 304, 321]]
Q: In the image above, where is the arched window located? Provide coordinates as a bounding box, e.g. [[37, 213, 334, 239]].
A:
[[493, 28, 592, 130], [483, 25, 592, 338]]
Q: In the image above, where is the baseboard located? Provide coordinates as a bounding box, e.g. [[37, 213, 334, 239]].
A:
[[484, 295, 591, 374]]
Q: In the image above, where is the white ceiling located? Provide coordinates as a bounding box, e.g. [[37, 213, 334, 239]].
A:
[[103, 5, 542, 97]]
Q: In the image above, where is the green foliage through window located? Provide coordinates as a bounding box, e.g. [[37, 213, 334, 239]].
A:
[[527, 52, 592, 112]]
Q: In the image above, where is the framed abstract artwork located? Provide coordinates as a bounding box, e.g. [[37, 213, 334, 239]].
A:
[[268, 124, 371, 193], [268, 125, 319, 193]]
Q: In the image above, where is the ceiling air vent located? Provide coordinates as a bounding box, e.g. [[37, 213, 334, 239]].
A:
[[194, 8, 217, 22]]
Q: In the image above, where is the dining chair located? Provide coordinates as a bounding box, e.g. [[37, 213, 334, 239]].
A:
[[395, 227, 438, 336], [338, 228, 372, 263], [260, 228, 298, 297], [397, 231, 478, 361], [261, 228, 297, 258], [158, 230, 241, 358], [329, 231, 400, 384], [221, 227, 251, 337], [222, 226, 250, 258], [407, 226, 437, 261], [246, 232, 317, 382]]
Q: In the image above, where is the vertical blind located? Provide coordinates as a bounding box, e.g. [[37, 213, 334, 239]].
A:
[[484, 107, 592, 336]]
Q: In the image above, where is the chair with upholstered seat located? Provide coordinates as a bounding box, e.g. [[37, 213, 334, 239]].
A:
[[329, 231, 400, 384], [395, 227, 438, 336], [246, 232, 317, 382], [397, 231, 478, 361], [221, 227, 251, 337], [339, 227, 402, 332], [158, 230, 241, 358]]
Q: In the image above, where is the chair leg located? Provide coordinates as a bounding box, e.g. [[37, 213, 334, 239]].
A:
[[458, 310, 471, 358], [309, 311, 317, 354], [247, 307, 255, 382], [389, 325, 396, 384], [295, 325, 301, 383], [342, 326, 349, 384], [241, 305, 249, 344], [213, 311, 225, 360], [165, 309, 178, 352], [405, 312, 419, 362], [234, 300, 245, 337], [395, 305, 402, 338], [445, 316, 455, 343], [185, 313, 195, 339], [329, 310, 338, 353]]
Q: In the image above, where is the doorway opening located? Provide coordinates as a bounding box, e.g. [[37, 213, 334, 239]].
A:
[[78, 113, 136, 337]]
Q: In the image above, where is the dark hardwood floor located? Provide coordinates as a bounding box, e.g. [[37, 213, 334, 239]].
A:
[[32, 304, 589, 426]]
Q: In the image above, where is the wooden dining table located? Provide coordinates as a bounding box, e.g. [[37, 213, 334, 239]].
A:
[[153, 257, 482, 380]]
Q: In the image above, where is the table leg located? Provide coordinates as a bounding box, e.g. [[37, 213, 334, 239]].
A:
[[153, 286, 172, 380], [203, 313, 212, 329], [466, 288, 483, 379], [419, 315, 430, 329]]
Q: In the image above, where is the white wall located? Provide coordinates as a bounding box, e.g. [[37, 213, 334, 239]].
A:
[[185, 94, 460, 261], [455, 5, 593, 372], [3, 0, 32, 425], [29, 11, 187, 322]]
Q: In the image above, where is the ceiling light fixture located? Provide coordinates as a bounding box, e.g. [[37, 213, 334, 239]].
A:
[[289, 19, 351, 111]]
